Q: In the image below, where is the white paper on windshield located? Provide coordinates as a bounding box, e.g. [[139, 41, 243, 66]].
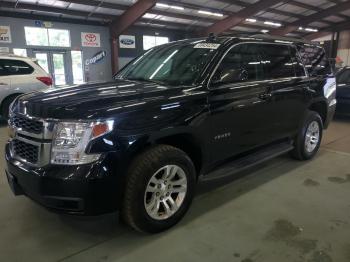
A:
[[193, 43, 221, 49]]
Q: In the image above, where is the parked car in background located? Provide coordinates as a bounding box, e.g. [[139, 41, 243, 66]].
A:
[[0, 53, 52, 119], [336, 67, 350, 116]]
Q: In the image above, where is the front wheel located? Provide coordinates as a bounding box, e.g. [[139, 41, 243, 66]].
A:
[[290, 111, 323, 160], [121, 145, 196, 233]]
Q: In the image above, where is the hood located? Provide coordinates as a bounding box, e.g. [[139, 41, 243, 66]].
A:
[[13, 79, 189, 119]]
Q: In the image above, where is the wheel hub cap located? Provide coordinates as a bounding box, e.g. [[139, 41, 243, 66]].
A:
[[144, 165, 187, 220], [305, 121, 320, 153]]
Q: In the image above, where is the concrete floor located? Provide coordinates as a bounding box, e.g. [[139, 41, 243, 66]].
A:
[[0, 118, 350, 262]]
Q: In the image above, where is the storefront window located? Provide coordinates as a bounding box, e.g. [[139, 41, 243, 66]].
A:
[[143, 35, 169, 50], [48, 29, 71, 47], [25, 27, 70, 47], [13, 48, 27, 57], [25, 27, 49, 46]]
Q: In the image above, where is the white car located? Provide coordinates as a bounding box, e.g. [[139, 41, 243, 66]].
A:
[[0, 53, 52, 119]]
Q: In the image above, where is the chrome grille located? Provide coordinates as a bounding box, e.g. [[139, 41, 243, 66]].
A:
[[9, 114, 54, 167], [12, 139, 39, 164], [10, 114, 43, 134]]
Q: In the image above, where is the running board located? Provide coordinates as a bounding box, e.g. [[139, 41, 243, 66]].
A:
[[201, 142, 294, 182]]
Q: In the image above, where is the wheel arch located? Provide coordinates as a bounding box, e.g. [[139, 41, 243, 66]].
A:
[[126, 132, 204, 176], [308, 100, 328, 125], [0, 93, 23, 115]]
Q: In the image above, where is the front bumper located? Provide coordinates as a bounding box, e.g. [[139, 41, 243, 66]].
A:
[[5, 143, 125, 215]]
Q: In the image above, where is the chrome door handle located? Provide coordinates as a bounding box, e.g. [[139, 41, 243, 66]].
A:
[[303, 86, 316, 93], [259, 93, 272, 100]]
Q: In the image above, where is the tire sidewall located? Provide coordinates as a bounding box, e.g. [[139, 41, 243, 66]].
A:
[[299, 112, 323, 159], [129, 148, 196, 233]]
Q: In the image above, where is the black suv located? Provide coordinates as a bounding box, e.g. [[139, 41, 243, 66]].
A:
[[5, 35, 336, 233]]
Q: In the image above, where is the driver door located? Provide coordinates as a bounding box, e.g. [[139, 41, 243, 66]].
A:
[[208, 43, 276, 164]]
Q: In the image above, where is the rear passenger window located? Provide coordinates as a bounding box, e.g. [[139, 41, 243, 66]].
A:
[[0, 59, 34, 76], [212, 44, 264, 85], [290, 47, 306, 77], [259, 44, 295, 79], [297, 44, 332, 76]]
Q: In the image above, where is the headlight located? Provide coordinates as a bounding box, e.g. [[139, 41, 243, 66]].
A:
[[51, 120, 114, 165]]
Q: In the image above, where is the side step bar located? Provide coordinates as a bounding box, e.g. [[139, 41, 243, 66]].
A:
[[201, 142, 294, 182]]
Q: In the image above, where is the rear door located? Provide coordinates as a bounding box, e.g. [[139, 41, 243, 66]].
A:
[[259, 44, 309, 138]]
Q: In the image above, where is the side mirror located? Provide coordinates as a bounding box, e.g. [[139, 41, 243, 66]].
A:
[[212, 68, 248, 86]]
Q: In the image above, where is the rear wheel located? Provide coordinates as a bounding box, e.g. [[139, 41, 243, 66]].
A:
[[290, 111, 323, 160], [122, 145, 196, 233]]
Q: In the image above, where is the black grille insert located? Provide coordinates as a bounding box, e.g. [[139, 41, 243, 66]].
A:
[[10, 115, 43, 134], [12, 139, 39, 164]]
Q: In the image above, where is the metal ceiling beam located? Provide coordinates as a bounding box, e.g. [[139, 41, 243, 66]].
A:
[[305, 20, 350, 40], [109, 0, 157, 37], [0, 0, 115, 20], [58, 0, 217, 28], [200, 0, 284, 36], [271, 1, 350, 35], [287, 1, 349, 21]]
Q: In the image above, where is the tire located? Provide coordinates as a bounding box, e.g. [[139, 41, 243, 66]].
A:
[[1, 95, 18, 120], [121, 145, 196, 233], [290, 110, 323, 160]]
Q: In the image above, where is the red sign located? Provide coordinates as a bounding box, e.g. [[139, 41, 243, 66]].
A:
[[81, 32, 100, 47]]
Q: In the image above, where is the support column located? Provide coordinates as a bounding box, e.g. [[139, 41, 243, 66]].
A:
[[110, 31, 119, 75]]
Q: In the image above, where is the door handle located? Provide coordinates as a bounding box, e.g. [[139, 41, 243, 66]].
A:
[[303, 86, 316, 93], [259, 93, 272, 100], [0, 82, 8, 86]]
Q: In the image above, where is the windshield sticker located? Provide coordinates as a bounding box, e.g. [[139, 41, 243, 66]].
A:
[[193, 43, 221, 49]]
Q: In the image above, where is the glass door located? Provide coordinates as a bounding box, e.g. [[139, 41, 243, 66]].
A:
[[34, 52, 50, 74], [33, 50, 68, 86], [52, 53, 66, 86]]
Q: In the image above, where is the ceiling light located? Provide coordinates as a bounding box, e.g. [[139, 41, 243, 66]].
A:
[[156, 3, 170, 8], [261, 29, 269, 33], [143, 13, 157, 19], [156, 3, 184, 10], [170, 5, 184, 10], [298, 27, 318, 32], [264, 21, 282, 27], [305, 28, 318, 32], [198, 10, 223, 17], [246, 18, 257, 23]]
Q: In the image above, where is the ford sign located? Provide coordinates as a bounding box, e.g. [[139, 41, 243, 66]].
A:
[[121, 38, 135, 46]]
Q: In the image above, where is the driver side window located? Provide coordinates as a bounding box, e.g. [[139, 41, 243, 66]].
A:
[[212, 44, 264, 86]]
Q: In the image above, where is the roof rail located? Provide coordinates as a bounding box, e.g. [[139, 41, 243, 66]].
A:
[[250, 34, 313, 44]]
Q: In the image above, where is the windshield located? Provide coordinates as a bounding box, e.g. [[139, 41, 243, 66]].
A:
[[116, 42, 219, 86]]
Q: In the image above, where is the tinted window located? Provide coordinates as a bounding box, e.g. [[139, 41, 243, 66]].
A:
[[297, 44, 332, 76], [259, 44, 295, 79], [290, 47, 306, 77], [212, 44, 264, 85], [0, 59, 34, 76], [118, 43, 217, 86], [337, 68, 350, 84]]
